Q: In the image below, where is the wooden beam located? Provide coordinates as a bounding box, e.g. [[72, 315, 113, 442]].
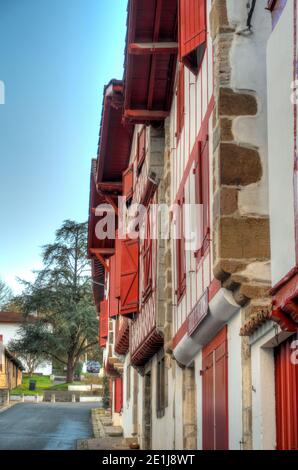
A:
[[90, 248, 115, 255], [92, 252, 110, 272], [128, 42, 178, 55], [97, 182, 122, 193], [124, 109, 169, 122]]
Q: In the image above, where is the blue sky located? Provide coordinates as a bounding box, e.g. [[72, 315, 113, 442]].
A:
[[0, 0, 127, 293]]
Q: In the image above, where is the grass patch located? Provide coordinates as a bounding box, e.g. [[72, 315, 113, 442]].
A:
[[11, 374, 53, 396], [48, 381, 83, 391]]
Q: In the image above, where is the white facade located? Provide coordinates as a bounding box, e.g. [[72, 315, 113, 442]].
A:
[[0, 322, 52, 376]]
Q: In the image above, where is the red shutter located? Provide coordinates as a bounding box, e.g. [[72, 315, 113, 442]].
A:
[[195, 137, 210, 260], [202, 327, 228, 450], [175, 195, 186, 302], [109, 255, 119, 318], [123, 165, 133, 202], [142, 208, 153, 302], [115, 230, 122, 299], [275, 334, 298, 450], [176, 64, 185, 140], [120, 238, 139, 315], [137, 126, 146, 170], [99, 299, 108, 348], [114, 377, 123, 413], [179, 0, 207, 72]]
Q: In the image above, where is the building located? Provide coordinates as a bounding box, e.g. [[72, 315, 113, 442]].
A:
[[0, 311, 52, 376], [0, 334, 23, 405], [88, 0, 298, 450]]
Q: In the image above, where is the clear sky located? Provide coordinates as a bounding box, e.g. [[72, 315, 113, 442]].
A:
[[0, 0, 127, 294]]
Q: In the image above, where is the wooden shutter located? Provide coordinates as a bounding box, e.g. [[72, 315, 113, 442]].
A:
[[175, 195, 186, 301], [179, 0, 207, 72], [275, 334, 298, 450], [99, 299, 108, 348], [123, 165, 133, 202], [202, 327, 228, 450], [109, 255, 119, 318], [142, 208, 153, 302], [120, 238, 139, 315], [176, 64, 185, 140], [137, 126, 146, 170], [114, 377, 123, 413], [115, 230, 122, 299], [195, 137, 210, 260]]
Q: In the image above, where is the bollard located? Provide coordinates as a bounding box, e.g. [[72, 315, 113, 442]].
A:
[[35, 395, 39, 403], [51, 393, 55, 403], [72, 394, 76, 403], [21, 394, 25, 403]]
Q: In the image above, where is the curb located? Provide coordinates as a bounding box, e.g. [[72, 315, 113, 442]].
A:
[[0, 401, 19, 414]]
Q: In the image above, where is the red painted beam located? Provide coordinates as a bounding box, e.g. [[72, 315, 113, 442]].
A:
[[124, 109, 169, 122], [128, 42, 178, 55]]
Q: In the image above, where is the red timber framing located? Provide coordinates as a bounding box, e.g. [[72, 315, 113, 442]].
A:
[[120, 238, 139, 316], [202, 327, 228, 450], [179, 0, 207, 73], [136, 125, 147, 171], [141, 207, 153, 303], [194, 134, 210, 260], [176, 63, 185, 140], [175, 194, 186, 303], [99, 300, 108, 349], [124, 0, 178, 124], [114, 377, 123, 413], [123, 165, 134, 203], [275, 333, 298, 450]]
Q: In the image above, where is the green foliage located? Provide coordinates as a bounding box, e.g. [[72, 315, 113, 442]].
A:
[[12, 220, 98, 382], [11, 374, 53, 396], [102, 375, 110, 409]]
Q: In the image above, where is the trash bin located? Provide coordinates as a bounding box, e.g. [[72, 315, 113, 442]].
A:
[[29, 380, 36, 391]]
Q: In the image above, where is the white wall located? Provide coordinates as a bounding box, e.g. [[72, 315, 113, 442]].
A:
[[0, 322, 52, 376], [251, 326, 278, 450], [267, 0, 296, 284], [122, 355, 135, 438]]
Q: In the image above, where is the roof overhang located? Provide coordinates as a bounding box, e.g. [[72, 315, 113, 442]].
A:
[[124, 0, 178, 125]]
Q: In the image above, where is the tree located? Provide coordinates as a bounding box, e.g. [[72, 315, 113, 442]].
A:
[[8, 322, 48, 377], [14, 220, 99, 382], [0, 278, 12, 308]]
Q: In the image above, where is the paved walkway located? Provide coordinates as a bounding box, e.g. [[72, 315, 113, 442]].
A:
[[0, 403, 94, 450]]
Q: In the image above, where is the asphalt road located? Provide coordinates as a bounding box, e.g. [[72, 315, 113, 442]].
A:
[[0, 403, 94, 450]]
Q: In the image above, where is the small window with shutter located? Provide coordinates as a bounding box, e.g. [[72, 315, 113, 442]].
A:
[[179, 0, 207, 73], [123, 165, 134, 204], [120, 238, 139, 316]]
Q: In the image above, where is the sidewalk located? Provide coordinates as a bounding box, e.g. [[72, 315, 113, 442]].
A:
[[77, 409, 137, 450]]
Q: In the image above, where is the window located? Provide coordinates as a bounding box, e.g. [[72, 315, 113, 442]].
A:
[[123, 165, 134, 203], [142, 207, 153, 303], [194, 137, 210, 260], [179, 0, 207, 73], [120, 238, 139, 315], [176, 64, 185, 141], [156, 353, 168, 418], [175, 195, 186, 302], [137, 126, 147, 171]]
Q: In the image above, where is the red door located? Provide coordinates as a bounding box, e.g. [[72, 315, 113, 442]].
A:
[[202, 327, 228, 450], [114, 377, 123, 414], [275, 334, 298, 450]]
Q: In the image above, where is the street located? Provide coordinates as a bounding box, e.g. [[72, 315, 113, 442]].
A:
[[0, 403, 94, 450]]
